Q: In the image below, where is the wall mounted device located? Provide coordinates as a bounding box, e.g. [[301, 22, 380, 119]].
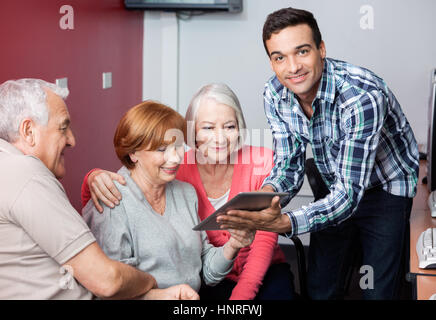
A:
[[426, 69, 436, 191], [416, 227, 436, 269], [124, 0, 242, 13], [102, 72, 112, 89], [55, 78, 68, 89], [428, 190, 436, 218]]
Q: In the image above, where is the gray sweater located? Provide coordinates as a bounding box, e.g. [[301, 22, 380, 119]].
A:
[[82, 166, 233, 291]]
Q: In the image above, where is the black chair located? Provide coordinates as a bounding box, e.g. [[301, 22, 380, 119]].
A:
[[305, 158, 330, 201], [289, 235, 308, 299], [284, 158, 330, 300], [304, 158, 361, 297], [281, 159, 333, 299], [302, 158, 411, 299]]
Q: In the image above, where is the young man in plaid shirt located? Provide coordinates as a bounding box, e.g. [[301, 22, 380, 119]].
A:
[[219, 7, 419, 299]]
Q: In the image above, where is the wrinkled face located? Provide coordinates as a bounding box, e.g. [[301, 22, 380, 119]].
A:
[[130, 142, 184, 186], [195, 98, 239, 164], [266, 24, 326, 103], [33, 90, 75, 179]]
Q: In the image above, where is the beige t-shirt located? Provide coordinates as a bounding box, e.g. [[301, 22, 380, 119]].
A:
[[0, 139, 96, 299]]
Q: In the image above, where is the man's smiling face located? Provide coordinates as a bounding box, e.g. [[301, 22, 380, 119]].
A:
[[266, 23, 326, 104]]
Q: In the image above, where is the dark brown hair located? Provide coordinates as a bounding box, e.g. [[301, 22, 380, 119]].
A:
[[262, 7, 322, 56], [113, 100, 186, 169]]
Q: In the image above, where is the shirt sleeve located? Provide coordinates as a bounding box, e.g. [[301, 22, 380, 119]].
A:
[[261, 87, 306, 204], [192, 194, 234, 286], [229, 231, 279, 300], [82, 195, 138, 267], [200, 232, 234, 286], [285, 90, 386, 237], [10, 174, 96, 265], [80, 168, 100, 208]]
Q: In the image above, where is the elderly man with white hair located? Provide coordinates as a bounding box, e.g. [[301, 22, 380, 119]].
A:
[[0, 78, 199, 300]]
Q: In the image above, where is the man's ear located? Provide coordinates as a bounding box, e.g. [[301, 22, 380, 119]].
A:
[[18, 118, 37, 147], [319, 40, 326, 60]]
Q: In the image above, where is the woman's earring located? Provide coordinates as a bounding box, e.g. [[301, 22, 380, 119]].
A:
[[129, 153, 138, 164]]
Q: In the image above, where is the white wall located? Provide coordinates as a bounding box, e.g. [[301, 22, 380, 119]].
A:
[[143, 0, 436, 195], [144, 0, 436, 144]]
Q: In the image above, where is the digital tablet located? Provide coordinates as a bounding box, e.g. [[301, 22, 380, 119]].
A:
[[192, 192, 289, 231]]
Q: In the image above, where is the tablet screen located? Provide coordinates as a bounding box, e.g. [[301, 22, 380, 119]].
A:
[[193, 192, 289, 231]]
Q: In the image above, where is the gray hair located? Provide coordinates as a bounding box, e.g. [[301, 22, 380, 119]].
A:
[[0, 79, 69, 142], [185, 83, 247, 150]]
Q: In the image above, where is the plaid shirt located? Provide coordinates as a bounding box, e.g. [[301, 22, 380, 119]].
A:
[[262, 58, 419, 237]]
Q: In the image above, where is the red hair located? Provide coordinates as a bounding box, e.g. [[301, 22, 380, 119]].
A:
[[113, 100, 186, 169]]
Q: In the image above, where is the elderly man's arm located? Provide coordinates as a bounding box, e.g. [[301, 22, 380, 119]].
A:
[[9, 168, 156, 299], [11, 170, 197, 300], [64, 242, 157, 299], [66, 243, 200, 300]]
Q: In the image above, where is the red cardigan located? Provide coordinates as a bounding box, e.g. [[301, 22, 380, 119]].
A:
[[81, 145, 286, 300], [176, 146, 286, 300]]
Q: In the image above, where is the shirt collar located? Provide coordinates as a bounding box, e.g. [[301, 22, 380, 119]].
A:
[[315, 58, 336, 104], [0, 138, 25, 155]]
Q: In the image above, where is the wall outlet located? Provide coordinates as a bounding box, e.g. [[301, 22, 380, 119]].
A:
[[55, 77, 68, 89], [102, 72, 112, 89]]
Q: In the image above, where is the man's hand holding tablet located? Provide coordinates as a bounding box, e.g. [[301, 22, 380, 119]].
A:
[[216, 186, 293, 234]]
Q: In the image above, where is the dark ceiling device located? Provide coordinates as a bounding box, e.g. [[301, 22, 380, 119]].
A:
[[124, 0, 243, 13]]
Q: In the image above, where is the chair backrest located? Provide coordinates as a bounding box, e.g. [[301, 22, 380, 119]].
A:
[[305, 158, 330, 201]]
